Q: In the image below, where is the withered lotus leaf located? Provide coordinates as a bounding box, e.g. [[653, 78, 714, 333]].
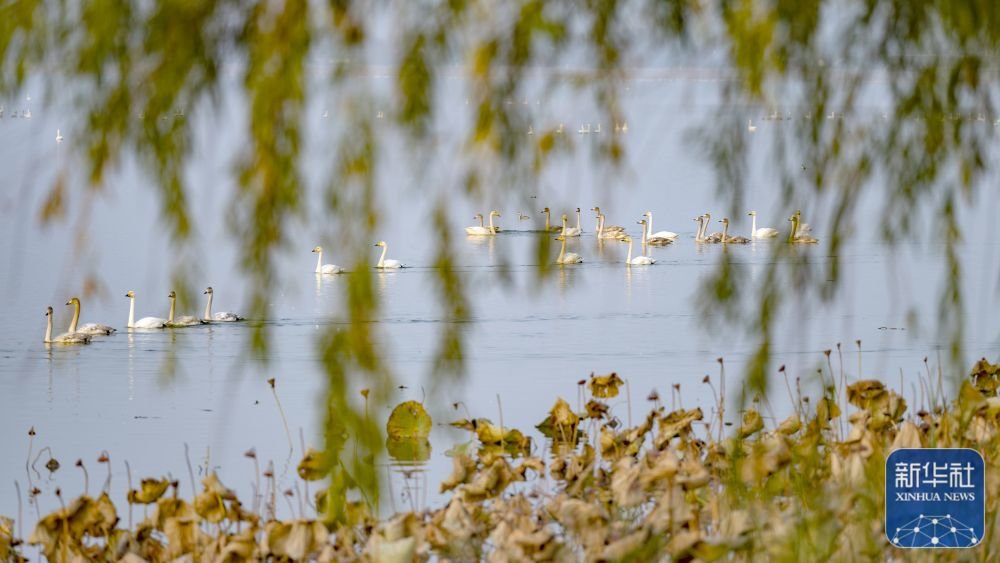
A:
[[776, 415, 802, 435], [588, 372, 624, 398], [535, 397, 581, 439], [440, 454, 476, 492], [128, 478, 170, 504], [263, 520, 329, 560], [0, 517, 13, 561], [738, 409, 764, 438], [656, 407, 703, 444], [584, 399, 610, 419], [194, 474, 236, 524]]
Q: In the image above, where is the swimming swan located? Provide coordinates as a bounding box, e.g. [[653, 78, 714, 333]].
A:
[[374, 241, 404, 268], [793, 209, 813, 233], [747, 211, 779, 239], [167, 291, 206, 327], [701, 213, 724, 243], [66, 297, 116, 335], [555, 235, 583, 264], [788, 215, 818, 243], [592, 207, 625, 233], [624, 236, 655, 265], [638, 219, 673, 246], [539, 208, 563, 232], [694, 216, 709, 242], [598, 215, 628, 240], [560, 213, 581, 237], [203, 287, 244, 322], [719, 218, 750, 243], [125, 291, 167, 329], [44, 306, 91, 344], [466, 211, 500, 235], [642, 211, 678, 243], [312, 246, 343, 274]]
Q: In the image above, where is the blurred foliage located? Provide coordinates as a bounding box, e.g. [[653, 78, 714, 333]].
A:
[[3, 0, 998, 522]]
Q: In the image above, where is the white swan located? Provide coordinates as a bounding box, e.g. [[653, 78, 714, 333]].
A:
[[374, 241, 403, 268], [56, 129, 63, 144], [312, 246, 343, 274], [44, 306, 91, 344], [125, 291, 167, 329], [624, 236, 654, 265], [747, 211, 779, 239], [788, 215, 818, 244], [203, 287, 244, 322], [465, 211, 500, 236], [638, 218, 673, 246], [642, 211, 678, 242], [539, 208, 563, 232], [560, 213, 581, 237], [66, 297, 116, 335], [166, 291, 206, 327], [748, 119, 757, 133], [718, 218, 750, 243], [555, 235, 583, 264]]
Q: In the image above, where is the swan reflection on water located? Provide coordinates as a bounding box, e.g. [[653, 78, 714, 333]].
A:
[[465, 231, 497, 263], [385, 436, 430, 513]]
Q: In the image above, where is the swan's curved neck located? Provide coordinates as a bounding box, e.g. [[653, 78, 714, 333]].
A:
[[722, 222, 729, 242], [626, 238, 633, 264], [315, 250, 323, 273], [45, 313, 52, 342], [168, 297, 176, 323], [204, 292, 213, 320], [751, 215, 758, 238], [488, 213, 495, 233], [128, 297, 135, 328], [378, 244, 388, 267], [557, 238, 566, 262], [544, 211, 551, 230], [595, 214, 603, 234], [646, 213, 653, 235], [788, 217, 798, 241], [561, 216, 568, 235], [640, 223, 648, 246], [69, 301, 81, 333], [698, 217, 706, 241], [576, 210, 581, 230]]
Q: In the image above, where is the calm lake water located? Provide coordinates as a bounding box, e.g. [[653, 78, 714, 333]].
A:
[[1, 71, 999, 520]]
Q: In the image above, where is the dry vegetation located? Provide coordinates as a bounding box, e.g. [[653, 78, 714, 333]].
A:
[[3, 356, 999, 562]]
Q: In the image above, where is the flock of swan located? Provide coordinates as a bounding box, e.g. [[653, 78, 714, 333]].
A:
[[43, 287, 243, 345], [455, 207, 818, 266], [46, 208, 815, 344], [308, 207, 818, 275]]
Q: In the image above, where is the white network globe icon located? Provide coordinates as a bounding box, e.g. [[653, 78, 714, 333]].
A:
[[892, 515, 978, 548]]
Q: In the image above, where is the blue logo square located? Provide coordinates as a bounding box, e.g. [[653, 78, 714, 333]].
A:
[[886, 448, 985, 548]]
